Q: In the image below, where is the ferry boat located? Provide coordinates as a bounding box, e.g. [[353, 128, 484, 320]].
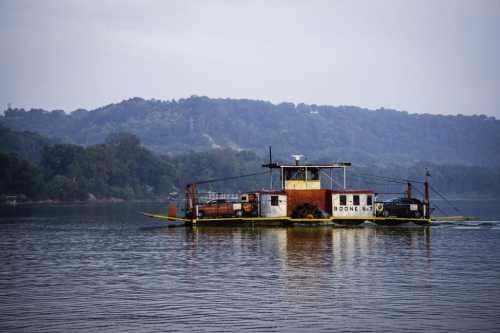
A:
[[143, 151, 431, 226]]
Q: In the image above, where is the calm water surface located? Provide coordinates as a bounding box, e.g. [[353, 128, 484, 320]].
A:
[[1, 200, 500, 332]]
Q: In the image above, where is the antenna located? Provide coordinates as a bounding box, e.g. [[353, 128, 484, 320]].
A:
[[261, 146, 281, 189], [261, 146, 280, 169]]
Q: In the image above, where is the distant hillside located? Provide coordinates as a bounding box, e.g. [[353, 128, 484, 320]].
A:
[[2, 96, 499, 166], [0, 125, 58, 163], [1, 130, 266, 202], [1, 128, 499, 202]]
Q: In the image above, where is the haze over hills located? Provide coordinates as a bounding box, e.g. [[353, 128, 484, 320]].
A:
[[1, 123, 499, 202], [2, 96, 499, 167]]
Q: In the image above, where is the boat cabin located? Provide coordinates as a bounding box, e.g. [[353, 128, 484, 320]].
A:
[[331, 190, 374, 217], [282, 166, 320, 190], [259, 192, 288, 217], [279, 155, 351, 191], [187, 155, 379, 221]]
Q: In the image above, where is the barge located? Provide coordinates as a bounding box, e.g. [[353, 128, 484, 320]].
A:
[[143, 151, 432, 226]]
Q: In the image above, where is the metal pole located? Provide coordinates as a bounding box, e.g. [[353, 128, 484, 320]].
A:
[[269, 146, 273, 190], [305, 167, 308, 189], [281, 167, 284, 190], [424, 171, 430, 219], [343, 167, 346, 189]]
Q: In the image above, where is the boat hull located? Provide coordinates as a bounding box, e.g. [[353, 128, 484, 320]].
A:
[[141, 213, 431, 226]]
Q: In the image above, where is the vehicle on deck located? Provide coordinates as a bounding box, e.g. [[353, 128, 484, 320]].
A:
[[376, 198, 424, 218], [197, 199, 253, 218]]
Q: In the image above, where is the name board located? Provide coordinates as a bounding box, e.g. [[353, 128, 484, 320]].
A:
[[333, 206, 372, 212]]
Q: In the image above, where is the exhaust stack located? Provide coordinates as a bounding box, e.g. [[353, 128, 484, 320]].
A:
[[291, 154, 304, 166]]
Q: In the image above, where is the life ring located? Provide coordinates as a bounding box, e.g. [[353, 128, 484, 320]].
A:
[[376, 203, 384, 212]]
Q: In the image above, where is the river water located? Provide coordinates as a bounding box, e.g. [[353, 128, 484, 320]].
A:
[[1, 200, 499, 332]]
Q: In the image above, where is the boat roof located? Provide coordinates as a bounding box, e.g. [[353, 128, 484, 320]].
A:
[[331, 189, 374, 194], [247, 190, 287, 195], [280, 162, 351, 168]]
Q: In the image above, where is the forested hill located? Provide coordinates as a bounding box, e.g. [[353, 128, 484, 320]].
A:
[[1, 128, 499, 202], [2, 96, 499, 167], [0, 125, 59, 163]]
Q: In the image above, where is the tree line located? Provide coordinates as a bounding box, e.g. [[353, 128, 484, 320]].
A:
[[2, 96, 499, 167], [0, 130, 267, 202], [1, 127, 499, 203]]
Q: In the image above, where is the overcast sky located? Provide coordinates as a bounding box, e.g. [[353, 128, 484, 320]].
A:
[[1, 0, 499, 117]]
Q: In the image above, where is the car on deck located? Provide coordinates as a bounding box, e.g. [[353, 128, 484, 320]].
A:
[[376, 197, 424, 218]]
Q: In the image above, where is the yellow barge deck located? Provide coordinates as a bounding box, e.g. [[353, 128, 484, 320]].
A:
[[141, 212, 431, 226]]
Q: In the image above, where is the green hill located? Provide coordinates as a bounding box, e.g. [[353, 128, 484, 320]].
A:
[[1, 128, 499, 203], [0, 125, 58, 163], [2, 96, 499, 167]]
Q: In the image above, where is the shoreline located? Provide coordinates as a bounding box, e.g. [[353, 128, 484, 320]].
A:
[[0, 197, 176, 206], [1, 196, 498, 207]]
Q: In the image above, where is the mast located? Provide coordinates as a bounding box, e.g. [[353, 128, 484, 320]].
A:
[[269, 146, 273, 189], [343, 166, 346, 189], [185, 183, 198, 219], [424, 170, 430, 219], [261, 146, 280, 189]]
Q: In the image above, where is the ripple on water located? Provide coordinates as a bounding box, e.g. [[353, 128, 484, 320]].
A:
[[1, 203, 500, 332]]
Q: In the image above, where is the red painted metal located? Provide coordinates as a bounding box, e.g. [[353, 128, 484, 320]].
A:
[[285, 189, 333, 216], [406, 182, 412, 200], [168, 205, 177, 218]]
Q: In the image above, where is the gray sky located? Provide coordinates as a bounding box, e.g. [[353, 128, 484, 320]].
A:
[[1, 0, 499, 117]]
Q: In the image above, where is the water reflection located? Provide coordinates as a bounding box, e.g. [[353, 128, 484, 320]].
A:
[[2, 203, 500, 332], [283, 226, 431, 302], [173, 225, 432, 303]]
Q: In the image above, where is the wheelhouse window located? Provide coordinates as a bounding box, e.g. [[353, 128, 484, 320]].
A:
[[306, 168, 319, 181], [367, 195, 372, 206], [271, 195, 279, 206], [340, 195, 347, 205], [284, 167, 319, 181], [353, 195, 360, 206], [285, 168, 305, 180]]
